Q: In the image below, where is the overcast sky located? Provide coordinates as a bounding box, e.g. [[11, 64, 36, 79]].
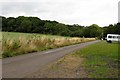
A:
[[0, 0, 119, 27]]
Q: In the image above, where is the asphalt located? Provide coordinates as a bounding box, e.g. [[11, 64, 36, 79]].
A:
[[2, 40, 100, 78]]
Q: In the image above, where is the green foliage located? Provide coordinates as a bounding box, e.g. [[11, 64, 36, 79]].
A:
[[1, 16, 119, 38], [103, 23, 120, 37], [83, 24, 102, 38]]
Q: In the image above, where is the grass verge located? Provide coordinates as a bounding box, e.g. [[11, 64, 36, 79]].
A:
[[74, 41, 119, 78]]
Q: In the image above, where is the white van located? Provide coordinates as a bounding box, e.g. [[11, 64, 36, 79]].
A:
[[106, 34, 120, 43]]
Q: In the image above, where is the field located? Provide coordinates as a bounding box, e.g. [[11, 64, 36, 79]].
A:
[[28, 41, 119, 78], [2, 32, 95, 58]]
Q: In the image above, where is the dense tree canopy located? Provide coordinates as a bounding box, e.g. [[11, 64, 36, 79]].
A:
[[103, 23, 120, 37], [1, 16, 119, 38]]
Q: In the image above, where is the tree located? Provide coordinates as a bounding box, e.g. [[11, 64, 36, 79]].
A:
[[1, 16, 7, 31], [104, 23, 120, 35], [2, 16, 118, 38], [89, 24, 102, 37], [6, 17, 16, 31], [83, 24, 102, 38]]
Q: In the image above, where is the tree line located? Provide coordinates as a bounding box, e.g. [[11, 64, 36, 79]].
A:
[[1, 16, 120, 38]]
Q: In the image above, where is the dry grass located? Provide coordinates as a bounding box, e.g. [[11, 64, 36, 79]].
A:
[[27, 54, 87, 78], [2, 32, 96, 58]]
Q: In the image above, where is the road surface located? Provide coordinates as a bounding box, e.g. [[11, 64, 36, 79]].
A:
[[2, 40, 100, 78]]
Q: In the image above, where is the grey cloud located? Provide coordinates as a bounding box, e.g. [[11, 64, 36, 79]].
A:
[[1, 0, 119, 26], [2, 2, 48, 15], [118, 1, 120, 22]]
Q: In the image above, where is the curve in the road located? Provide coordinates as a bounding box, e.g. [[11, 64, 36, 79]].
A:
[[2, 40, 100, 78]]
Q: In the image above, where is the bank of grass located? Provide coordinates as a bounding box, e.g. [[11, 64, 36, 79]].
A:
[[74, 41, 119, 78], [2, 32, 96, 58]]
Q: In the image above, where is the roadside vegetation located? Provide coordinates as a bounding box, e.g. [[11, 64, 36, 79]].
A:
[[2, 32, 95, 58], [29, 41, 119, 78], [74, 41, 119, 78]]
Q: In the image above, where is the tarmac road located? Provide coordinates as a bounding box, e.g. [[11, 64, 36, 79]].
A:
[[2, 40, 100, 78]]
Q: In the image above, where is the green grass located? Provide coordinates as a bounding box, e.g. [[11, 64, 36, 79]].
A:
[[74, 41, 119, 78], [2, 32, 71, 40]]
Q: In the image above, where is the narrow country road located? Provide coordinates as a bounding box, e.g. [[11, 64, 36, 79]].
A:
[[2, 40, 100, 78]]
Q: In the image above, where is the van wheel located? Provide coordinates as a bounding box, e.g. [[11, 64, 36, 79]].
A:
[[107, 40, 112, 43]]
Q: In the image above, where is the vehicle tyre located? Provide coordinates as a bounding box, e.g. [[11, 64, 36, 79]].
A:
[[107, 40, 112, 43]]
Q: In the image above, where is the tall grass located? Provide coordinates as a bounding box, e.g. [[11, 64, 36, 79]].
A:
[[2, 32, 96, 58]]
